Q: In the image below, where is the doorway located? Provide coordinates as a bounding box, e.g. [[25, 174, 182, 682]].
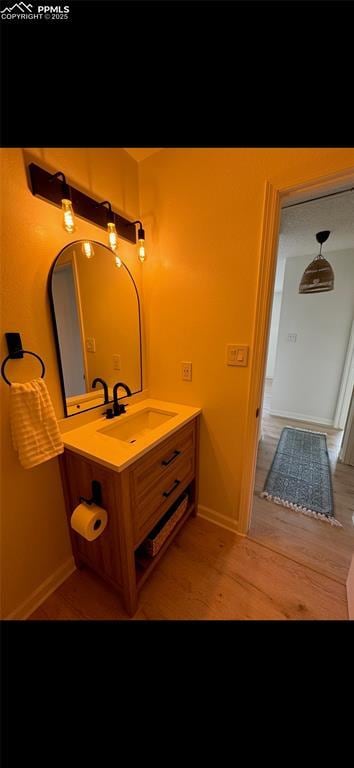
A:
[[242, 175, 354, 584], [51, 262, 86, 397]]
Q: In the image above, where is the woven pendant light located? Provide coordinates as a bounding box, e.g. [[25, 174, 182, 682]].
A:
[[299, 230, 334, 293]]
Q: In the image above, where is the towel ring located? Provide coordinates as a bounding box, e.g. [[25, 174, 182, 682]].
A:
[[1, 351, 46, 386]]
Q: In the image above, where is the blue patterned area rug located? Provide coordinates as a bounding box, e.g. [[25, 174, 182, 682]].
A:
[[261, 426, 342, 527]]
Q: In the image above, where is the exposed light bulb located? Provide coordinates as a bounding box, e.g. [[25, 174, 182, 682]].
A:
[[115, 255, 122, 268], [62, 199, 75, 232], [137, 225, 146, 263], [138, 239, 146, 263], [107, 221, 118, 251], [82, 241, 94, 259]]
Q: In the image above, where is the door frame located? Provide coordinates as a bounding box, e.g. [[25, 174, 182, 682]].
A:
[[71, 251, 90, 393], [339, 387, 354, 465], [333, 318, 354, 429], [54, 257, 89, 394], [238, 165, 354, 534]]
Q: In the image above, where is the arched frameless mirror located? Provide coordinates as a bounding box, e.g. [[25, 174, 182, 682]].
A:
[[49, 240, 142, 416]]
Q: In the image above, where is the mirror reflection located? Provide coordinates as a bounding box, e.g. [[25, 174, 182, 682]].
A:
[[49, 240, 142, 416]]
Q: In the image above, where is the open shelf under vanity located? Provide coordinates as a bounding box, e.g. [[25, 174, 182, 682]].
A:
[[60, 415, 200, 615]]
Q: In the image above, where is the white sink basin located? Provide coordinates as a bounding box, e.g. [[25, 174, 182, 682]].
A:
[[61, 398, 201, 472], [97, 407, 177, 444]]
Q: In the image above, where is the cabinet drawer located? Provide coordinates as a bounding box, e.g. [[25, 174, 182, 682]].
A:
[[131, 420, 195, 496], [130, 420, 196, 544], [132, 457, 195, 545]]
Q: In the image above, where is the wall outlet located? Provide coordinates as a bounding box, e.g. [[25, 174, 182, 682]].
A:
[[226, 344, 249, 366], [287, 333, 297, 343], [181, 361, 192, 381], [113, 354, 121, 370], [86, 337, 96, 353]]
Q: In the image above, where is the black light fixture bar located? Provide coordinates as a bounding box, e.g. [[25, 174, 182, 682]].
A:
[[28, 162, 137, 244]]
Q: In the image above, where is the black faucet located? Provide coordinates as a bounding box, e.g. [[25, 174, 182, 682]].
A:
[[91, 377, 109, 404], [112, 382, 132, 416]]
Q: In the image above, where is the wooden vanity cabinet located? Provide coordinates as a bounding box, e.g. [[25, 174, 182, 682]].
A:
[[59, 416, 200, 615]]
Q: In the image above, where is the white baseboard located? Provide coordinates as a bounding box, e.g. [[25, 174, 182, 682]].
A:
[[269, 409, 333, 427], [197, 505, 244, 535], [5, 557, 76, 620]]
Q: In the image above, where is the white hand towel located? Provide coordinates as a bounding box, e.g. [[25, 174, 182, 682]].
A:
[[10, 378, 64, 469]]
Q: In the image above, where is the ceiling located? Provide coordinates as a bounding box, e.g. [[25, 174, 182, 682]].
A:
[[274, 190, 354, 291], [124, 148, 162, 162], [279, 191, 354, 259]]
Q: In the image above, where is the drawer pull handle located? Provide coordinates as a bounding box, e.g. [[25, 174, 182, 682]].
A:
[[161, 449, 181, 466], [162, 479, 181, 498]]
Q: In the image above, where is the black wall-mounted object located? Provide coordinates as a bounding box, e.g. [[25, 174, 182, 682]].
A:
[[79, 480, 102, 507], [5, 332, 24, 359], [1, 332, 46, 385], [28, 163, 137, 245]]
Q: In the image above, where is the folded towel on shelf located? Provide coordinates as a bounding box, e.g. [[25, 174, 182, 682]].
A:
[[10, 378, 64, 469]]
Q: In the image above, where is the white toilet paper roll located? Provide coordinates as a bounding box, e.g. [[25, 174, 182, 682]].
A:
[[70, 502, 108, 541]]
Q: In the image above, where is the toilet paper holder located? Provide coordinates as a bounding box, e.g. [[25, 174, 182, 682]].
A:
[[79, 480, 102, 507]]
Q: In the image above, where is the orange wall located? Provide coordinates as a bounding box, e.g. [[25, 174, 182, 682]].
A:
[[0, 148, 140, 618], [139, 148, 354, 531]]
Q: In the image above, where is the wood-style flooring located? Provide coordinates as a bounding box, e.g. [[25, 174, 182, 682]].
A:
[[30, 515, 348, 620], [29, 379, 352, 621], [249, 379, 354, 585]]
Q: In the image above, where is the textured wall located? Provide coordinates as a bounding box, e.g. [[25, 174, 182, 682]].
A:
[[0, 148, 140, 617]]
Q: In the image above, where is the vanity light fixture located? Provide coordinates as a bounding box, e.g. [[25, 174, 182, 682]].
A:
[[132, 220, 146, 262], [82, 241, 94, 259], [49, 171, 75, 233], [28, 163, 145, 259]]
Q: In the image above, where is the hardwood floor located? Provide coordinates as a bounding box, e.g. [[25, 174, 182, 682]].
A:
[[28, 379, 352, 621], [249, 379, 354, 584], [29, 515, 348, 620]]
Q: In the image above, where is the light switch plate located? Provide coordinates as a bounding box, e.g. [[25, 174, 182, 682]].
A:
[[113, 354, 121, 370], [226, 344, 249, 367], [86, 337, 96, 353]]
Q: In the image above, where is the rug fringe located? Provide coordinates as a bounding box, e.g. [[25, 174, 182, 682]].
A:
[[260, 491, 343, 528], [285, 424, 328, 437]]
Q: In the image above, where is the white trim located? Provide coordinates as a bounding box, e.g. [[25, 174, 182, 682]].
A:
[[4, 557, 76, 620], [197, 505, 244, 535], [238, 181, 281, 533], [339, 388, 354, 464], [72, 251, 90, 394], [278, 167, 354, 207], [334, 319, 354, 429], [269, 409, 334, 427]]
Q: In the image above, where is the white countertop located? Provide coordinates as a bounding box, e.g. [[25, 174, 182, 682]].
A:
[[60, 398, 201, 473]]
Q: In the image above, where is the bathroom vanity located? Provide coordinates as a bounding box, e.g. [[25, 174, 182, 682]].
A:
[[59, 399, 201, 615], [49, 240, 200, 615]]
